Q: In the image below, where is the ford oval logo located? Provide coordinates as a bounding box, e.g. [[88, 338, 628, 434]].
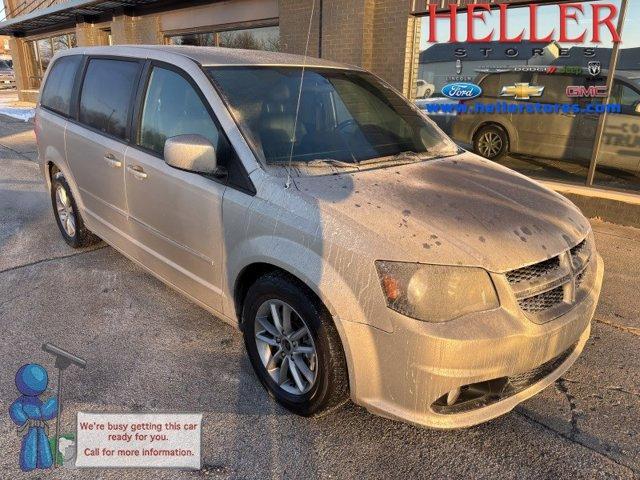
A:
[[441, 82, 482, 100]]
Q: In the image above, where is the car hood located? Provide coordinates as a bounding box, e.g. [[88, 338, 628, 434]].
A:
[[292, 152, 590, 273]]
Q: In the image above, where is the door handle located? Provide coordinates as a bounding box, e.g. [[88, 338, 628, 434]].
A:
[[103, 153, 122, 168], [127, 165, 148, 180]]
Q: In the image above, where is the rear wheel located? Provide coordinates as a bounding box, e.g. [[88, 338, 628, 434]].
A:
[[50, 168, 100, 248], [242, 271, 349, 416], [474, 125, 509, 160]]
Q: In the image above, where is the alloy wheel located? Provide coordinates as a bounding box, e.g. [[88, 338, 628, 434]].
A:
[[254, 299, 318, 395], [55, 184, 76, 237], [477, 131, 503, 158]]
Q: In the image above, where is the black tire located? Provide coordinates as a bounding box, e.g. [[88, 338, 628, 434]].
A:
[[473, 125, 509, 160], [242, 271, 349, 416], [50, 168, 100, 248]]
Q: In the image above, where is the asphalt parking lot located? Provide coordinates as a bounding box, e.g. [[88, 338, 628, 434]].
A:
[[0, 104, 639, 479]]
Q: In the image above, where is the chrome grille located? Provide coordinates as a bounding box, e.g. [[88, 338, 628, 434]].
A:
[[506, 237, 592, 323]]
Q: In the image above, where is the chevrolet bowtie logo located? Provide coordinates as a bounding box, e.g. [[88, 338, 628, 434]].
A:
[[500, 83, 545, 100]]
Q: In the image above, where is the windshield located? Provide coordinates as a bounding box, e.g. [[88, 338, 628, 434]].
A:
[[207, 66, 454, 166]]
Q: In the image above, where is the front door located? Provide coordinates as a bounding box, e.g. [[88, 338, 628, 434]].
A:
[[124, 64, 229, 311]]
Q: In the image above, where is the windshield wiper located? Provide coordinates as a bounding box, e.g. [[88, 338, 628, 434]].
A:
[[391, 151, 426, 161], [301, 159, 359, 168]]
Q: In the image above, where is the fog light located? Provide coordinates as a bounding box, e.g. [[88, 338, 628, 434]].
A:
[[446, 388, 461, 406]]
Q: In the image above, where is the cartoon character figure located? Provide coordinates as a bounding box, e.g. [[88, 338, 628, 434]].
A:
[[9, 364, 58, 471]]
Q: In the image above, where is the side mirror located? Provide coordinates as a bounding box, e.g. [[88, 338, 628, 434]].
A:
[[635, 101, 640, 115], [164, 134, 220, 175]]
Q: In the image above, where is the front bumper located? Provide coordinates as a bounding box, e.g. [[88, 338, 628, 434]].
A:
[[340, 253, 603, 429]]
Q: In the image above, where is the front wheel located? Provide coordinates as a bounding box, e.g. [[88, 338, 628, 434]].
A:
[[473, 125, 509, 160], [242, 272, 349, 416]]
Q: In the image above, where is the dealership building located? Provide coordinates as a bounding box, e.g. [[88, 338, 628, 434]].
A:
[[0, 0, 638, 221]]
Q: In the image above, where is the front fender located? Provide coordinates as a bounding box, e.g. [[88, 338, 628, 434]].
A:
[[226, 235, 392, 331], [224, 235, 394, 403]]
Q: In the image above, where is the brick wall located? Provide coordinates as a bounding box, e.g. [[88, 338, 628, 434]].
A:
[[320, 0, 373, 69], [75, 22, 111, 46], [278, 0, 320, 57], [370, 0, 418, 96], [112, 13, 163, 45], [279, 0, 418, 96]]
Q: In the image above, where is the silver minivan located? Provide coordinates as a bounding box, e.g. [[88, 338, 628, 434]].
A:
[[37, 46, 603, 429]]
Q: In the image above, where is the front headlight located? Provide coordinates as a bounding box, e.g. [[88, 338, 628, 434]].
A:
[[375, 261, 499, 323]]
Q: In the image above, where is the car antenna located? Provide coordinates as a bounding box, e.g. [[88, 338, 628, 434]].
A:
[[285, 0, 316, 189]]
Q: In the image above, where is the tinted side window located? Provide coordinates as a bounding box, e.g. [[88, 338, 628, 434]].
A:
[[79, 59, 140, 140], [40, 55, 82, 116], [138, 67, 223, 157], [533, 74, 582, 104]]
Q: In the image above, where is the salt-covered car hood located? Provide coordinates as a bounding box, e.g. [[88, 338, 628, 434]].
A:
[[292, 152, 590, 273]]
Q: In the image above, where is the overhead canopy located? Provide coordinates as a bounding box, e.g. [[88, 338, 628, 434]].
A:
[[0, 0, 163, 36]]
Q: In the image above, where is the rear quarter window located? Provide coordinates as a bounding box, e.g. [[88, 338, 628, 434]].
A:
[[532, 74, 583, 104], [40, 55, 82, 117], [79, 58, 141, 140]]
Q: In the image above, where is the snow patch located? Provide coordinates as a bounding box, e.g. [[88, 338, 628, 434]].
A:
[[0, 107, 34, 122]]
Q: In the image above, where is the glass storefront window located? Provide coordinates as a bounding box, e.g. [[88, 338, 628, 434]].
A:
[[218, 26, 280, 51], [168, 33, 200, 46], [167, 25, 280, 52], [414, 1, 623, 187], [593, 1, 640, 192], [36, 38, 52, 72], [26, 32, 77, 89], [200, 32, 216, 47]]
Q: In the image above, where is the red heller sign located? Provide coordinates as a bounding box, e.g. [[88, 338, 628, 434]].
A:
[[411, 2, 621, 44]]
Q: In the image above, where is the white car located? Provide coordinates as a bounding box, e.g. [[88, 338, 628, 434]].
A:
[[416, 79, 435, 98]]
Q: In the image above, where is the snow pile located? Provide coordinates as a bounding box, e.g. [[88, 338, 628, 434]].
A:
[[0, 106, 34, 122], [0, 93, 35, 122]]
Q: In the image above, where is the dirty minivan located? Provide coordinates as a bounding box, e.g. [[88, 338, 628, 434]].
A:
[[36, 46, 603, 429]]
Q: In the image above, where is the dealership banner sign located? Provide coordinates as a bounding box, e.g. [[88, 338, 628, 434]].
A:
[[410, 2, 621, 44]]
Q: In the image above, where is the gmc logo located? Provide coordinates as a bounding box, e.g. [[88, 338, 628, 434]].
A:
[[566, 85, 608, 98]]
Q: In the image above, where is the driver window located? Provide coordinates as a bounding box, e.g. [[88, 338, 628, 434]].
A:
[[138, 67, 223, 156]]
